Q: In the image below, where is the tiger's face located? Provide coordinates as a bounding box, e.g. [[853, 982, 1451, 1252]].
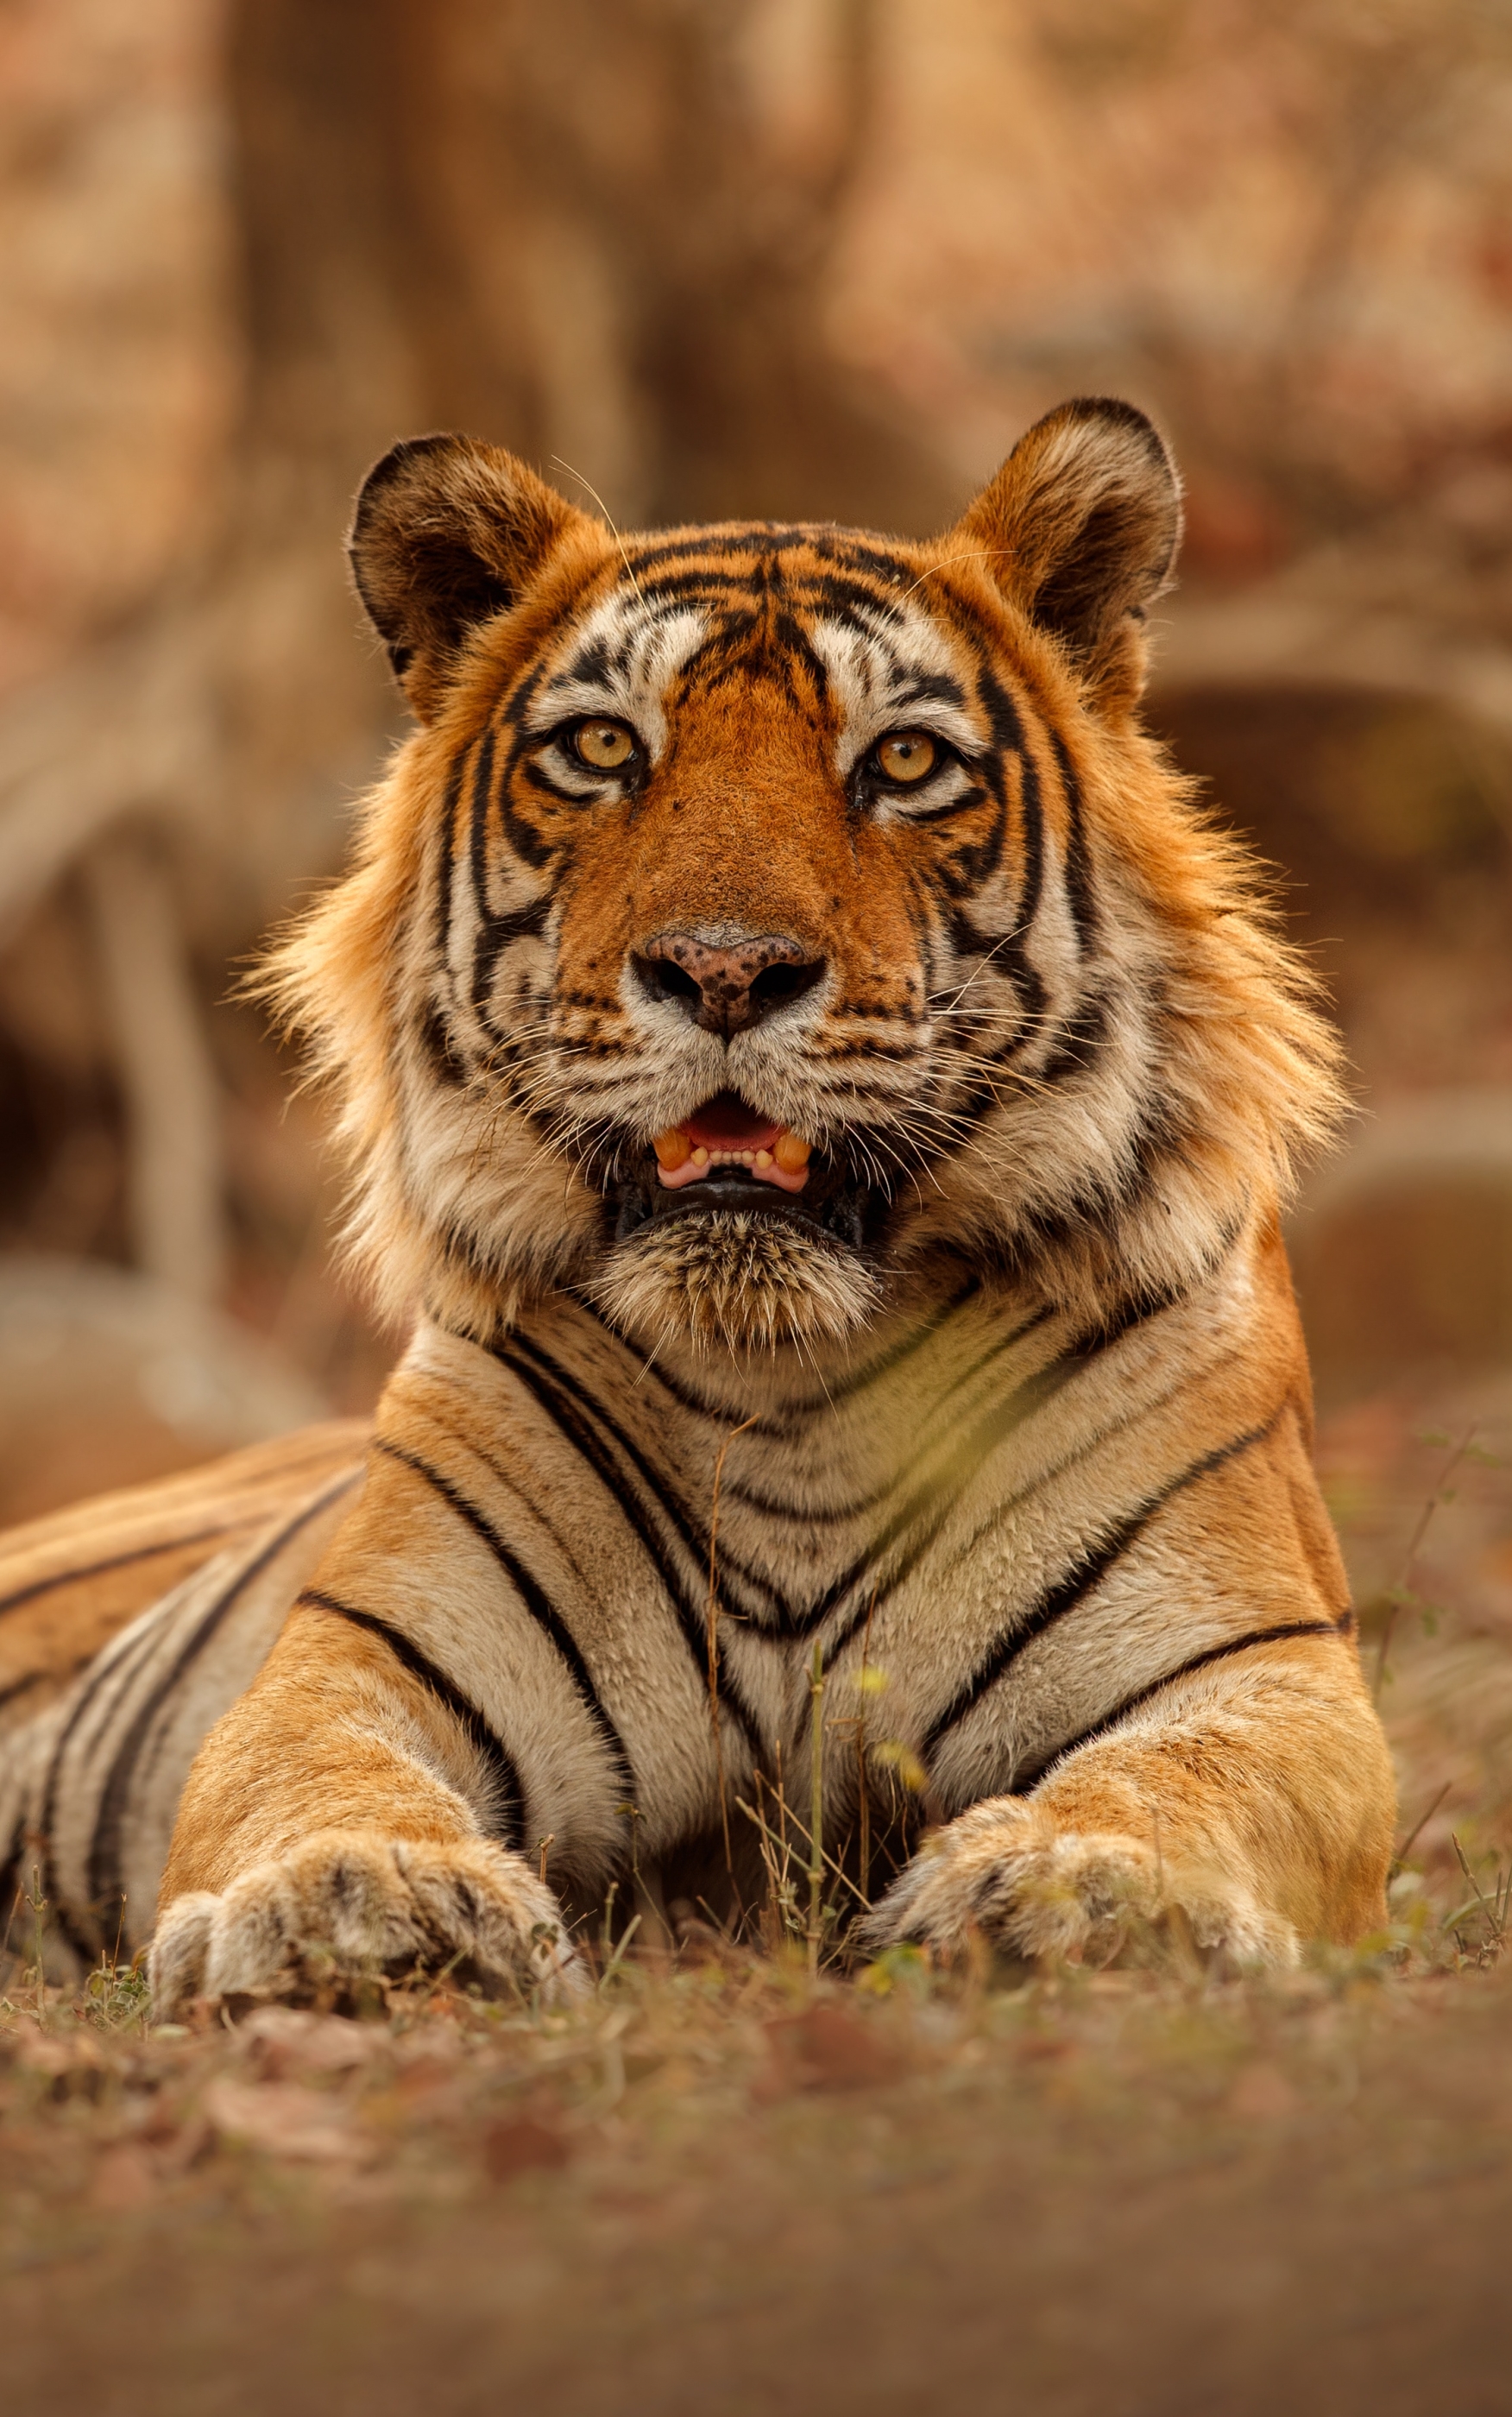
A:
[[280, 401, 1336, 1356], [445, 527, 1065, 1351]]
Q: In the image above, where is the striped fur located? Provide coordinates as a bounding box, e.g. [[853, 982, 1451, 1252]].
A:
[[0, 1429, 366, 1969], [0, 400, 1395, 2002], [0, 1423, 369, 1742]]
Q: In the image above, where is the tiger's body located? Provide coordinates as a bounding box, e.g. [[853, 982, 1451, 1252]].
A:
[[0, 401, 1395, 2003]]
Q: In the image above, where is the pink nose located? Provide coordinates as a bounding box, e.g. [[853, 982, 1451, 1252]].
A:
[[633, 931, 826, 1038]]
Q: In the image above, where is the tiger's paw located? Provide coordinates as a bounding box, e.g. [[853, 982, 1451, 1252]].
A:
[[148, 1827, 586, 2019], [858, 1799, 1297, 1972]]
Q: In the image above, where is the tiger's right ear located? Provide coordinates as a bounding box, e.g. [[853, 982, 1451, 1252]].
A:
[[349, 435, 589, 721]]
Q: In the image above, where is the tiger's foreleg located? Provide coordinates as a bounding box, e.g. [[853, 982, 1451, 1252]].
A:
[[860, 1634, 1395, 1971], [149, 1599, 582, 2017]]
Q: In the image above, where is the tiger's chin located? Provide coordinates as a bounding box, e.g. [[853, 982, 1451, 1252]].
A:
[[588, 1205, 881, 1355]]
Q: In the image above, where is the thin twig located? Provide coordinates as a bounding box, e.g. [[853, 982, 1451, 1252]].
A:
[[734, 1797, 869, 1914], [1392, 1782, 1451, 1874], [599, 1914, 642, 1986], [857, 1593, 877, 1904], [1446, 1833, 1508, 1960], [29, 1864, 46, 2024], [743, 1776, 800, 1942], [1373, 1428, 1475, 1701], [807, 1642, 826, 1973]]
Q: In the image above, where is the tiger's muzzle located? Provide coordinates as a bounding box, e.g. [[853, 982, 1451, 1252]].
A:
[[632, 931, 828, 1041]]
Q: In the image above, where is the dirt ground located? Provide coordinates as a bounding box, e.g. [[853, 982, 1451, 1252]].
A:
[[3, 1952, 1510, 2417], [3, 1373, 1510, 2417]]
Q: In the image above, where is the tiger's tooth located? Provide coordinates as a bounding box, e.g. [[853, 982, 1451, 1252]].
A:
[[773, 1131, 810, 1171], [653, 1127, 692, 1171]]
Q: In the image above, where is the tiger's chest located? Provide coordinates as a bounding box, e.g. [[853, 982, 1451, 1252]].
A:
[[384, 1252, 1265, 1881]]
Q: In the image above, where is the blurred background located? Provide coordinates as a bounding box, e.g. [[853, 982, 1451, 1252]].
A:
[[2, 0, 1510, 1877]]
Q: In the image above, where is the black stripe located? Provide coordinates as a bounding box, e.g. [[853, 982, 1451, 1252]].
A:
[[0, 1524, 237, 1622], [85, 1472, 362, 1925], [1010, 1619, 1350, 1792], [36, 1612, 171, 1960], [619, 528, 915, 588], [465, 719, 499, 977], [1026, 986, 1113, 1091], [299, 1589, 523, 1850], [0, 1805, 26, 1960], [471, 894, 553, 1044], [466, 722, 534, 1043], [508, 1329, 812, 1620], [0, 1672, 49, 1715], [725, 1303, 1049, 1528], [494, 1342, 765, 1757], [1049, 728, 1097, 952], [501, 1335, 777, 1618], [725, 1277, 992, 1434], [433, 738, 470, 963], [419, 741, 475, 1083], [373, 1437, 636, 1797], [921, 1409, 1287, 1759], [750, 1301, 1162, 1650], [802, 1349, 1088, 1654], [546, 1279, 1193, 1665], [571, 1262, 1219, 1669]]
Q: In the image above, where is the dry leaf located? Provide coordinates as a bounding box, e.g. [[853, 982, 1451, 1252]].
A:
[[764, 2005, 904, 2092], [482, 2114, 571, 2182], [202, 2079, 370, 2164], [240, 2006, 380, 2080]]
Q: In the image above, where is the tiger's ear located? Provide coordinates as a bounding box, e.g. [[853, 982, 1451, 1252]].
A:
[[349, 435, 589, 721], [954, 398, 1181, 718]]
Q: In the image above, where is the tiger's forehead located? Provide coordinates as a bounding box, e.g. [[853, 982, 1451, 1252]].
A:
[[524, 530, 988, 770]]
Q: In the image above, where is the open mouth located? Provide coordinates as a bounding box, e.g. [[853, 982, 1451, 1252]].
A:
[[651, 1093, 811, 1194], [609, 1091, 875, 1250]]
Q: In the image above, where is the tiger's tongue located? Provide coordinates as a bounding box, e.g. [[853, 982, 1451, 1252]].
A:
[[684, 1094, 782, 1152]]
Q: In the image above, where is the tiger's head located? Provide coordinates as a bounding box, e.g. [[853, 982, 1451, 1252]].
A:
[[273, 399, 1340, 1359]]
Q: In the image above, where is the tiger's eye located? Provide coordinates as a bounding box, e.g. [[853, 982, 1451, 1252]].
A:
[[875, 731, 937, 784], [575, 719, 635, 770]]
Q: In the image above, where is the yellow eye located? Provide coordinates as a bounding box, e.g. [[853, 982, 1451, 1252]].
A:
[[875, 731, 937, 785], [574, 719, 635, 770]]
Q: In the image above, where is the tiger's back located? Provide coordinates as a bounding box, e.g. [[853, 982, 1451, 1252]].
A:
[[0, 1424, 366, 1962]]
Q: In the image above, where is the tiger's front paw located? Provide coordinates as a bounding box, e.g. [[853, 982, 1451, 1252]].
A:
[[858, 1798, 1297, 1971], [148, 1827, 586, 2018]]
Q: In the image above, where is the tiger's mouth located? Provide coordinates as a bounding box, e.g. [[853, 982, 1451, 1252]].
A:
[[652, 1092, 812, 1195], [608, 1090, 875, 1251]]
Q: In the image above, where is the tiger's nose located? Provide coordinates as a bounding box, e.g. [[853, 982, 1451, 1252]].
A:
[[632, 931, 827, 1039]]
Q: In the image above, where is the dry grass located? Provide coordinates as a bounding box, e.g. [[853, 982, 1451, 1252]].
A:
[[1322, 1372, 1512, 1922]]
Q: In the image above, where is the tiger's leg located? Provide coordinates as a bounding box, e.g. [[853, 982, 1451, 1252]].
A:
[[149, 1598, 583, 2016], [860, 1633, 1395, 1970]]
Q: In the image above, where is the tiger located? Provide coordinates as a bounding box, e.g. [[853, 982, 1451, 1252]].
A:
[[0, 397, 1395, 2012]]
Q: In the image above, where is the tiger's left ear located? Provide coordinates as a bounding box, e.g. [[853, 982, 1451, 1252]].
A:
[[954, 397, 1181, 719]]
